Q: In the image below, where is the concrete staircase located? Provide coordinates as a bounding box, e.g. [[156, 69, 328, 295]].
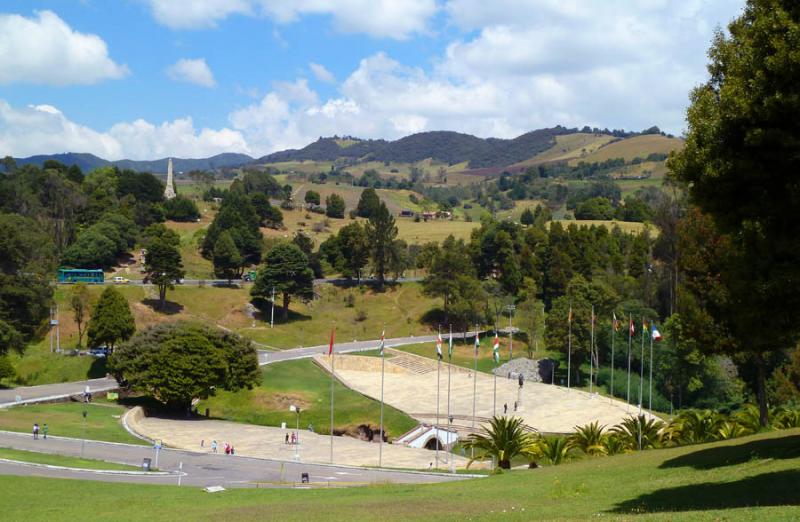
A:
[[386, 353, 436, 375]]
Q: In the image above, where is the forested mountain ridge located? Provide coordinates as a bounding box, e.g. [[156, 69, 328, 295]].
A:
[[8, 152, 255, 174]]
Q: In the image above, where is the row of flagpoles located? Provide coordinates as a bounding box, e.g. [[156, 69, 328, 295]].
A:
[[323, 310, 662, 468]]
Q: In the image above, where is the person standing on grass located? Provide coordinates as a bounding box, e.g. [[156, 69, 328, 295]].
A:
[[33, 423, 39, 439], [211, 440, 218, 453], [43, 424, 48, 440]]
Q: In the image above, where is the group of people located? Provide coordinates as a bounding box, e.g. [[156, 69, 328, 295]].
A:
[[285, 432, 298, 445], [32, 423, 48, 440], [202, 439, 235, 455]]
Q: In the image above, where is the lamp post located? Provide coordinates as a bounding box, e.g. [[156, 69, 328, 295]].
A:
[[270, 287, 276, 328], [290, 405, 300, 461]]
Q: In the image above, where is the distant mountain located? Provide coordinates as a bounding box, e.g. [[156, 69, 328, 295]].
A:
[[11, 152, 254, 174], [256, 126, 670, 169]]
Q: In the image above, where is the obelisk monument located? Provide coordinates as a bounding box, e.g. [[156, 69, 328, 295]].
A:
[[164, 158, 176, 199]]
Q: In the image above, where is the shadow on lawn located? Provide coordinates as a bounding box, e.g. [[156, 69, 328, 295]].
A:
[[142, 299, 184, 315], [610, 469, 800, 514], [660, 433, 800, 470]]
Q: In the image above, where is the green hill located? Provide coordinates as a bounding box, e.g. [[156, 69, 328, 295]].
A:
[[1, 428, 797, 520]]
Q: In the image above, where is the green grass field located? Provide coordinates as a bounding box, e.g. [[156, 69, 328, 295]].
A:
[[197, 359, 417, 438], [0, 447, 139, 471], [0, 402, 147, 446], [393, 335, 536, 374], [239, 282, 440, 348], [0, 429, 796, 521]]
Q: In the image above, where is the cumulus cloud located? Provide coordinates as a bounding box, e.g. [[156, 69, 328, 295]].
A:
[[145, 0, 436, 39], [309, 62, 335, 84], [0, 10, 129, 85], [166, 58, 216, 87], [0, 99, 249, 160]]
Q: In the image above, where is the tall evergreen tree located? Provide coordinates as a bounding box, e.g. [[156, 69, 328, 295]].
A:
[[250, 243, 314, 320], [213, 231, 244, 283], [144, 235, 185, 310], [87, 287, 135, 351], [365, 202, 397, 288]]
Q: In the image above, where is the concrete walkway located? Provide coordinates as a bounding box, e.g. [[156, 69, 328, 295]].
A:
[[316, 352, 646, 434], [0, 377, 118, 409], [128, 414, 480, 470]]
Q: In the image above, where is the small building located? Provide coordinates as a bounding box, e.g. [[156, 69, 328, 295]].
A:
[[399, 209, 414, 217]]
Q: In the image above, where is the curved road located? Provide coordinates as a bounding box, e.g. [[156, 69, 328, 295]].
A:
[[0, 431, 473, 487]]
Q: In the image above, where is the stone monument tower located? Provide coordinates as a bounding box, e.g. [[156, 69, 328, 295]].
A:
[[164, 158, 176, 200]]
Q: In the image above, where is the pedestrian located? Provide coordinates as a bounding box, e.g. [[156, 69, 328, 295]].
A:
[[33, 423, 39, 440], [224, 442, 230, 455], [308, 423, 313, 432], [211, 440, 218, 453], [291, 432, 296, 445], [43, 424, 48, 440], [285, 433, 289, 444], [230, 446, 235, 455], [503, 403, 508, 414], [513, 401, 517, 411], [200, 439, 204, 448]]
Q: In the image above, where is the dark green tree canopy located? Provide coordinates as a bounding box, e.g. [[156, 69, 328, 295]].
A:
[[213, 230, 244, 281], [163, 195, 200, 222], [110, 322, 259, 411], [144, 235, 185, 309], [325, 193, 346, 219], [356, 188, 381, 218], [87, 287, 135, 350], [202, 191, 263, 264], [251, 242, 314, 320]]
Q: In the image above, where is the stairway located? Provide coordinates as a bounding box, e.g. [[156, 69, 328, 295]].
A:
[[386, 354, 436, 374]]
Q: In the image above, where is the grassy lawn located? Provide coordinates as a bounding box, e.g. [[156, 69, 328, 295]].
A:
[[239, 282, 440, 348], [394, 335, 537, 374], [197, 359, 417, 439], [0, 429, 797, 521], [0, 402, 147, 446], [0, 447, 139, 471]]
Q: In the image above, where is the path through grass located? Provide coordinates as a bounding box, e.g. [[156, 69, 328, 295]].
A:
[[0, 447, 139, 471]]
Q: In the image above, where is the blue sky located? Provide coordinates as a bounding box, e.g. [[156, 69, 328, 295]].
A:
[[0, 1, 745, 160]]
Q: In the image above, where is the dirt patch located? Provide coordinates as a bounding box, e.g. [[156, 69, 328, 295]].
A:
[[252, 391, 311, 411]]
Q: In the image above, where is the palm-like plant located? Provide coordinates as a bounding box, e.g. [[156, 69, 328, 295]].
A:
[[604, 433, 628, 455], [717, 421, 749, 440], [611, 415, 664, 451], [538, 436, 572, 465], [773, 407, 800, 429], [669, 409, 727, 444], [569, 421, 608, 456], [734, 404, 762, 433], [462, 416, 539, 469]]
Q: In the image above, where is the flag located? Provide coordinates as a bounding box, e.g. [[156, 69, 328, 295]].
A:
[[568, 306, 573, 324], [629, 318, 635, 335], [613, 312, 621, 332], [651, 325, 662, 342], [328, 328, 335, 355], [448, 328, 454, 359], [642, 318, 649, 332], [492, 332, 500, 364], [474, 331, 480, 355], [379, 329, 385, 356], [436, 332, 443, 360]]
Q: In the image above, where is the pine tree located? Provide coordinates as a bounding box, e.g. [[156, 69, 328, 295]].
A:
[[213, 231, 243, 283], [87, 287, 135, 351], [365, 202, 397, 288]]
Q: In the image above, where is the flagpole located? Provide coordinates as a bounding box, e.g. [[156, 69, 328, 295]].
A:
[[648, 324, 654, 412], [589, 305, 595, 395], [379, 326, 385, 467], [626, 313, 633, 411], [446, 324, 452, 465], [610, 314, 616, 403], [567, 300, 572, 390], [471, 326, 478, 459], [329, 327, 335, 464], [638, 318, 646, 416], [435, 325, 441, 470]]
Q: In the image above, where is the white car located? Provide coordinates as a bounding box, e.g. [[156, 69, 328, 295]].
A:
[[112, 276, 130, 284]]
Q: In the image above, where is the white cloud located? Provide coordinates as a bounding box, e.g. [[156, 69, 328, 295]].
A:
[[0, 99, 249, 160], [0, 10, 128, 86], [166, 58, 216, 87], [309, 62, 335, 84], [145, 0, 436, 39]]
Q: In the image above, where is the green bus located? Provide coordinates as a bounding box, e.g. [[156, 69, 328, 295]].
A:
[[57, 268, 104, 284]]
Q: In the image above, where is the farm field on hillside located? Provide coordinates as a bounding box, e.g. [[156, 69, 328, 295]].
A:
[[514, 133, 617, 166], [572, 134, 684, 165], [551, 219, 651, 235], [2, 429, 797, 521]]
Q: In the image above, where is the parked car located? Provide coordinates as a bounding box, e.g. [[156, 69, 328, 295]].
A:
[[112, 276, 130, 284], [88, 346, 110, 357]]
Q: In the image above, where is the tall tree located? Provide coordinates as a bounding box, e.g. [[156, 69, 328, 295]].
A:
[[110, 322, 259, 412], [669, 0, 800, 425], [212, 231, 244, 283], [250, 243, 314, 320], [325, 193, 346, 219], [356, 187, 381, 218], [87, 287, 135, 351], [423, 235, 473, 321], [365, 201, 397, 288], [336, 222, 370, 282], [304, 190, 321, 207], [144, 235, 185, 310], [69, 283, 92, 348]]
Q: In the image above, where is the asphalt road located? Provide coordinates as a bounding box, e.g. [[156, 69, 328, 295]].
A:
[[0, 378, 119, 408], [70, 276, 423, 287], [257, 331, 479, 365], [0, 431, 472, 488]]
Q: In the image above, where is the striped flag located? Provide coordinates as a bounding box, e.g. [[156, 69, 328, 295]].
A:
[[492, 332, 500, 364], [328, 328, 335, 356], [474, 331, 480, 355], [379, 328, 385, 356], [436, 332, 443, 360], [651, 325, 662, 341], [613, 312, 621, 332], [568, 305, 573, 323]]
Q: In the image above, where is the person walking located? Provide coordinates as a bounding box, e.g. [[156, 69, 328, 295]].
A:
[[42, 424, 48, 440], [211, 440, 218, 453], [32, 423, 39, 440], [503, 403, 508, 414]]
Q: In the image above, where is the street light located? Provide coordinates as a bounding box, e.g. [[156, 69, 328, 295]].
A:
[[290, 405, 300, 461]]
